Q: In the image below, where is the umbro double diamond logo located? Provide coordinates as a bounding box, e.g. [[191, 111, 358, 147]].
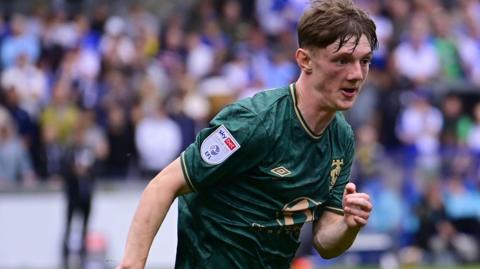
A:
[[270, 166, 291, 177]]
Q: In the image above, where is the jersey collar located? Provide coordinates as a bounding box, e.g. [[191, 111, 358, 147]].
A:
[[289, 83, 325, 140]]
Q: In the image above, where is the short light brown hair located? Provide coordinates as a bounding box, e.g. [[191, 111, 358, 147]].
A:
[[297, 0, 378, 52]]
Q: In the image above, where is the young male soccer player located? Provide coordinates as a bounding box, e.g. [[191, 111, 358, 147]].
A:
[[117, 0, 378, 268]]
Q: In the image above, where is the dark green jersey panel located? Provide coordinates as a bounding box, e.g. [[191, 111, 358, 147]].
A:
[[177, 84, 355, 269]]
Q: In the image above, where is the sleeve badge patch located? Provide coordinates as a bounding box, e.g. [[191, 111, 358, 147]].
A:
[[200, 125, 241, 165]]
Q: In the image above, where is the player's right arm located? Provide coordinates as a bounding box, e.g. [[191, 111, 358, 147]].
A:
[[116, 158, 191, 269]]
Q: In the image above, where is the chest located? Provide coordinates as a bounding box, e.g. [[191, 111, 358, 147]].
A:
[[240, 131, 347, 207]]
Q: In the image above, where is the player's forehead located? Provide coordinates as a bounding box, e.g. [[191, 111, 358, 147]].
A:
[[325, 35, 372, 57]]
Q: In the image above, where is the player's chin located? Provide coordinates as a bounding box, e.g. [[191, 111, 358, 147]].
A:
[[336, 101, 356, 111]]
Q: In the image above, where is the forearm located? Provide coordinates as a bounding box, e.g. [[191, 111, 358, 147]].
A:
[[118, 158, 190, 269], [313, 214, 360, 259], [119, 178, 177, 268]]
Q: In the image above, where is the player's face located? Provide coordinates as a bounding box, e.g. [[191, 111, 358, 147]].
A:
[[309, 34, 372, 111]]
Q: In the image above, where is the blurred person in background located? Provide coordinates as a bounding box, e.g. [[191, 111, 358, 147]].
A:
[[103, 103, 137, 180], [414, 181, 459, 265], [117, 0, 377, 268], [1, 52, 48, 120], [99, 68, 136, 119], [396, 91, 443, 189], [38, 123, 64, 182], [40, 80, 80, 145], [358, 0, 393, 73], [185, 31, 215, 80], [440, 94, 471, 148], [134, 97, 182, 179], [466, 101, 480, 150], [218, 0, 250, 44], [455, 8, 480, 87], [352, 124, 386, 190], [166, 92, 197, 154], [430, 7, 466, 89], [76, 108, 109, 174], [1, 85, 42, 176], [262, 44, 299, 89], [0, 106, 36, 188], [384, 0, 411, 49], [61, 109, 107, 268], [0, 13, 40, 69], [38, 79, 79, 185], [125, 2, 160, 60], [442, 175, 480, 264], [439, 94, 473, 179], [100, 16, 137, 69], [59, 42, 101, 110], [353, 123, 406, 248], [255, 0, 305, 37], [392, 13, 440, 89]]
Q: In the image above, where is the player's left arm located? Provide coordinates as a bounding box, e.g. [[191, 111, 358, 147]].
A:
[[312, 182, 372, 259]]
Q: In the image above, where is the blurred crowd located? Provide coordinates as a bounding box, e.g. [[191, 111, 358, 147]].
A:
[[1, 0, 480, 267]]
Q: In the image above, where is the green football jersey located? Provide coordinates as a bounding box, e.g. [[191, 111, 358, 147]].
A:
[[177, 84, 355, 269]]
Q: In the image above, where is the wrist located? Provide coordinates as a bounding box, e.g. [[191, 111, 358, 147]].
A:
[[343, 216, 363, 231]]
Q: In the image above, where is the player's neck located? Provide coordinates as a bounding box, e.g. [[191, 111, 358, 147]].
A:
[[294, 80, 335, 136]]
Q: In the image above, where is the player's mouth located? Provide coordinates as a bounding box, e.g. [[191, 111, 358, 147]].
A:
[[340, 87, 358, 97]]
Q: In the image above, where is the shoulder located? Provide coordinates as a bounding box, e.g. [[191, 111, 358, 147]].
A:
[[235, 86, 291, 115], [213, 86, 291, 126]]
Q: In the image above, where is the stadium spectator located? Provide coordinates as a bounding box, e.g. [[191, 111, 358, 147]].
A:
[[0, 106, 36, 188], [466, 101, 480, 176], [1, 52, 48, 119], [103, 102, 137, 180], [430, 7, 466, 87], [0, 14, 40, 68], [99, 16, 136, 69], [414, 181, 459, 265], [61, 114, 102, 268], [396, 90, 443, 178], [443, 175, 480, 263], [392, 13, 440, 88], [134, 97, 182, 179], [467, 102, 480, 148], [440, 94, 471, 147], [352, 124, 386, 189], [1, 86, 42, 178], [40, 80, 80, 145]]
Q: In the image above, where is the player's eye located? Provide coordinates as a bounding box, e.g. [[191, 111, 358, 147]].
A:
[[361, 58, 372, 65], [335, 58, 349, 65]]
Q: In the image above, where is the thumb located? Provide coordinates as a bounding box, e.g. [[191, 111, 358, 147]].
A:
[[344, 182, 356, 195]]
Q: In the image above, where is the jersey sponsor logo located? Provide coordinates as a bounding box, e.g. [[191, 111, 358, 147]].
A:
[[270, 166, 291, 177], [329, 159, 344, 190], [200, 125, 240, 165], [224, 138, 237, 150], [276, 197, 322, 226]]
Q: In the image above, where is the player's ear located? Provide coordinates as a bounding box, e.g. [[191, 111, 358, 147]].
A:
[[296, 48, 313, 74]]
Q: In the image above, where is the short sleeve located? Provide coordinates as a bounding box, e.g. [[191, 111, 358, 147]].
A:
[[324, 129, 355, 215], [181, 103, 269, 192]]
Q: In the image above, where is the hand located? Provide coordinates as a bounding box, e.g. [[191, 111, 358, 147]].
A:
[[342, 182, 372, 229]]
